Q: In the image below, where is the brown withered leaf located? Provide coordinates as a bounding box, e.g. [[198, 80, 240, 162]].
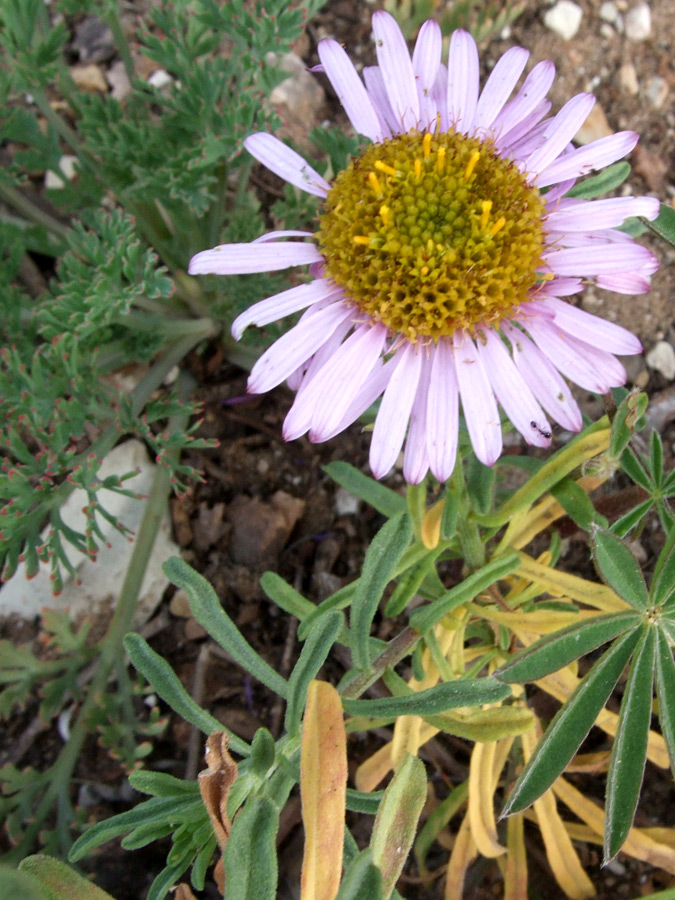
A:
[[174, 885, 198, 900], [198, 731, 238, 853]]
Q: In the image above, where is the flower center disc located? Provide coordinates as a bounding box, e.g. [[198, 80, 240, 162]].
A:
[[318, 130, 546, 342]]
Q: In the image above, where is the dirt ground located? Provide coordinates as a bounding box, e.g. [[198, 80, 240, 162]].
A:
[[1, 1, 674, 898]]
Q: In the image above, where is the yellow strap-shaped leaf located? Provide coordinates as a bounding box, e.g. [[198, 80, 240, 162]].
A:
[[301, 681, 347, 900], [469, 741, 506, 858], [421, 497, 445, 549], [445, 811, 478, 900], [536, 667, 669, 769], [475, 606, 599, 634], [552, 776, 675, 874], [504, 813, 527, 900], [514, 553, 627, 612], [521, 728, 595, 900]]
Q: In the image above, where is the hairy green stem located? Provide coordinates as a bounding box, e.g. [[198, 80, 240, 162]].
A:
[[452, 460, 486, 570], [0, 179, 70, 240], [341, 626, 420, 700], [29, 86, 87, 163]]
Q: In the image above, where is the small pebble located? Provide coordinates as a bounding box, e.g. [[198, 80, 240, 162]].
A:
[[70, 63, 108, 93], [599, 0, 619, 22], [645, 76, 668, 109], [646, 341, 675, 380], [335, 487, 361, 516], [544, 0, 584, 40], [45, 154, 79, 189], [619, 62, 640, 95], [625, 2, 651, 40], [148, 68, 173, 90]]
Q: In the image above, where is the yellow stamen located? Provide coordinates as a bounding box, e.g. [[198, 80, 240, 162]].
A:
[[540, 272, 555, 281], [414, 158, 422, 180], [423, 132, 432, 158], [435, 112, 441, 133], [420, 265, 429, 276], [368, 171, 382, 195], [374, 160, 398, 177], [379, 205, 390, 226], [352, 235, 370, 246], [489, 216, 506, 237], [437, 146, 446, 173], [480, 200, 493, 229], [464, 150, 480, 180]]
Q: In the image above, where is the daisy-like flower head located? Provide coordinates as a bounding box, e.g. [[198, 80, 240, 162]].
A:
[[189, 12, 659, 484]]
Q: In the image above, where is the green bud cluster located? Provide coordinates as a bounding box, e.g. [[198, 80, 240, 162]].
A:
[[317, 130, 546, 342]]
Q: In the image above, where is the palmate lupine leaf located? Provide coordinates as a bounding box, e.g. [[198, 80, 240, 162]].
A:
[[652, 523, 675, 609], [655, 629, 675, 780], [591, 526, 650, 611], [503, 628, 641, 817], [605, 625, 656, 860]]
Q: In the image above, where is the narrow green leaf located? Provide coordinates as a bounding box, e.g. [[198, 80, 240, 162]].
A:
[[384, 549, 443, 617], [285, 611, 342, 733], [655, 629, 675, 780], [342, 677, 510, 718], [124, 634, 250, 756], [323, 461, 407, 518], [297, 582, 356, 641], [371, 754, 426, 899], [128, 770, 201, 798], [163, 557, 289, 698], [591, 527, 649, 610], [465, 454, 496, 515], [504, 628, 641, 815], [440, 477, 460, 540], [409, 551, 520, 634], [146, 857, 192, 900], [223, 796, 279, 900], [649, 429, 664, 484], [652, 524, 675, 608], [610, 499, 653, 538], [659, 616, 675, 645], [346, 788, 385, 814], [643, 203, 675, 246], [550, 477, 607, 531], [249, 727, 276, 780], [608, 390, 648, 459], [260, 571, 315, 621], [415, 782, 468, 874], [0, 865, 43, 900], [18, 856, 116, 900], [351, 513, 412, 671], [565, 161, 631, 199], [69, 795, 203, 862], [495, 613, 641, 683], [605, 626, 656, 861], [620, 446, 652, 490], [334, 849, 383, 900]]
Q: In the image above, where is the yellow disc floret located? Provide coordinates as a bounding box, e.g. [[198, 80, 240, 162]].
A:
[[317, 130, 546, 342]]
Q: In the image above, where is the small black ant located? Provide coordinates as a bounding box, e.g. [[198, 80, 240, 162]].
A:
[[530, 420, 552, 440]]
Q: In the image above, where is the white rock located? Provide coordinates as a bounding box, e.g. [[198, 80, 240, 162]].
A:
[[646, 76, 668, 109], [106, 60, 132, 101], [625, 2, 651, 40], [148, 68, 173, 90], [45, 155, 79, 189], [335, 487, 361, 517], [599, 1, 619, 23], [544, 0, 583, 40], [646, 341, 675, 380], [0, 440, 179, 623], [619, 62, 639, 95]]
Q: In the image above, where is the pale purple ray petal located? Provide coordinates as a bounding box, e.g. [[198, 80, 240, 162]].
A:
[[530, 297, 642, 355], [474, 46, 529, 133], [541, 176, 577, 203], [370, 342, 422, 479], [309, 324, 388, 441], [403, 355, 432, 485], [248, 302, 353, 394], [525, 93, 596, 175], [431, 64, 449, 132], [535, 132, 639, 187], [447, 30, 479, 134], [317, 39, 385, 142], [491, 61, 556, 141], [476, 329, 551, 448], [596, 272, 653, 294], [321, 358, 397, 442], [521, 316, 626, 393], [426, 338, 459, 483], [453, 330, 502, 466], [283, 316, 355, 438], [542, 243, 655, 277], [545, 196, 661, 231], [412, 19, 442, 130], [188, 241, 322, 275], [495, 100, 552, 154], [244, 133, 331, 197], [501, 322, 582, 432], [253, 230, 314, 243], [363, 66, 399, 133], [536, 277, 583, 297], [232, 279, 344, 339], [372, 10, 420, 132]]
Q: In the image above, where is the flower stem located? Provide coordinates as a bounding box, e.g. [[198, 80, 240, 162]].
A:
[[105, 2, 137, 87], [453, 460, 486, 570], [0, 179, 70, 240]]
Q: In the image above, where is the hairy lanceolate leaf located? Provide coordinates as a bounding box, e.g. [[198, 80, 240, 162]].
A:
[[655, 629, 675, 780], [371, 754, 427, 899], [350, 512, 413, 671], [18, 855, 116, 900], [323, 461, 407, 518], [504, 628, 641, 815], [608, 390, 648, 459], [605, 626, 656, 861], [495, 612, 641, 683], [301, 681, 347, 900], [652, 524, 675, 609], [643, 203, 675, 246], [565, 162, 631, 199], [286, 612, 343, 735], [223, 796, 279, 900], [334, 850, 383, 900], [163, 557, 289, 698], [342, 678, 510, 719], [591, 527, 650, 611]]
